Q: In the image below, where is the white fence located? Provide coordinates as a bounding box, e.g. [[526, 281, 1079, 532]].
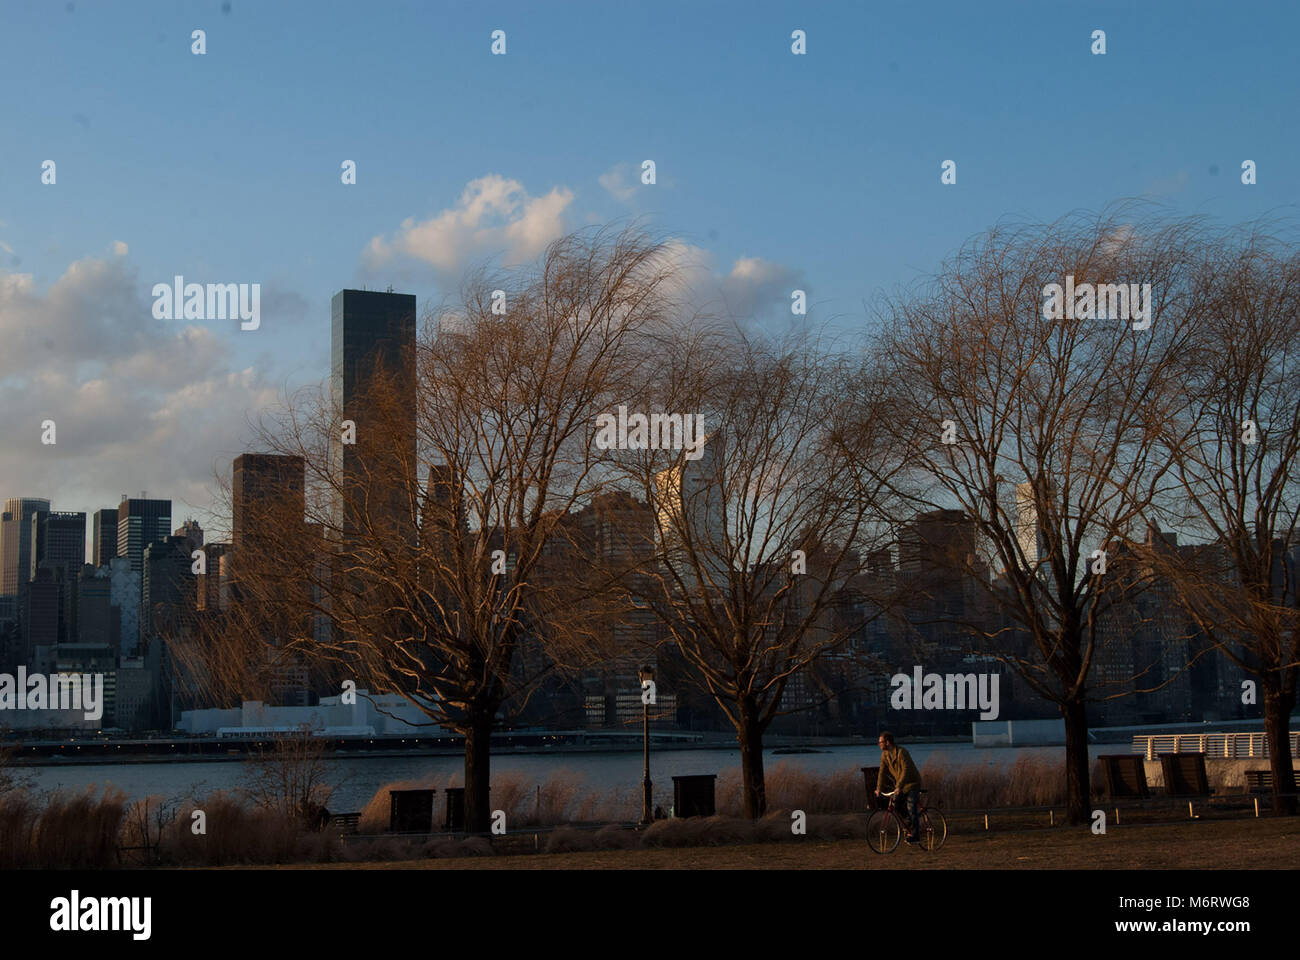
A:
[[1131, 731, 1300, 760]]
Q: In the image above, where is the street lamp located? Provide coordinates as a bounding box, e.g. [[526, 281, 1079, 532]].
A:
[[638, 664, 655, 826]]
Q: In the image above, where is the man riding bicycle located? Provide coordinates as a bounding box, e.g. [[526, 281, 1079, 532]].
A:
[[875, 731, 922, 843]]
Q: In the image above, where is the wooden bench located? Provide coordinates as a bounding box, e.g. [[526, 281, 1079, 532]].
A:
[[1100, 754, 1150, 801], [323, 811, 361, 836], [1158, 752, 1210, 798], [1244, 770, 1300, 796]]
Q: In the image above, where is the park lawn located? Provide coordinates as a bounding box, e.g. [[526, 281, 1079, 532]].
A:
[[270, 816, 1298, 870]]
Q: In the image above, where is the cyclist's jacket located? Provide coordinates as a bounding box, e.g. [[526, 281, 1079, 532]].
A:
[[876, 746, 922, 795]]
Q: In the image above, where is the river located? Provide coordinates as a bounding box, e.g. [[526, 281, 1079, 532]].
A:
[[16, 741, 1105, 813]]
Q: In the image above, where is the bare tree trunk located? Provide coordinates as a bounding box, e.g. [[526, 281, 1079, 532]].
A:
[[737, 701, 767, 819], [1061, 697, 1091, 824], [464, 712, 494, 833], [1261, 679, 1298, 815]]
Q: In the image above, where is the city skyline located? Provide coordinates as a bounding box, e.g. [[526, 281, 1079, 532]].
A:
[[2, 0, 1297, 534]]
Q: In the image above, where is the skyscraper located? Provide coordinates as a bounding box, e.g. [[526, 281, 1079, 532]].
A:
[[897, 509, 978, 579], [231, 453, 311, 645], [653, 433, 726, 585], [91, 508, 119, 567], [2, 497, 51, 599], [330, 289, 417, 540], [141, 535, 195, 640], [116, 498, 172, 576], [30, 510, 87, 579], [232, 453, 305, 552], [1015, 480, 1052, 572], [174, 518, 204, 556]]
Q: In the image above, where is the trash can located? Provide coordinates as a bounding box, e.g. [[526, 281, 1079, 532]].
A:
[[389, 789, 435, 833], [861, 766, 887, 809], [443, 787, 490, 831], [672, 774, 716, 817]]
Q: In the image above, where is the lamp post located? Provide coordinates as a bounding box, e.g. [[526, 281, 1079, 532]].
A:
[[639, 664, 655, 826]]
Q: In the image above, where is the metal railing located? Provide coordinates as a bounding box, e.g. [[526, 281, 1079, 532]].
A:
[[1131, 731, 1300, 761]]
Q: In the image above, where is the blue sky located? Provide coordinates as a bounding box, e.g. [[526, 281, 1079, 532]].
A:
[[1, 0, 1298, 538]]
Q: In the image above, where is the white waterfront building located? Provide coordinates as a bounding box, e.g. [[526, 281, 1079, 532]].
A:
[[178, 690, 443, 738]]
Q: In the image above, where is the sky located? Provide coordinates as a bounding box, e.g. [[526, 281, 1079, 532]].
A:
[[1, 0, 1297, 547]]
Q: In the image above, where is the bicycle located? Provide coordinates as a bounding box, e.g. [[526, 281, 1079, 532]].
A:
[[866, 789, 947, 853]]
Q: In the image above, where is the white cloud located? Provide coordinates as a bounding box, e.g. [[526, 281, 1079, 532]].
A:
[[598, 163, 638, 204], [112, 240, 128, 256], [363, 175, 574, 281], [0, 254, 278, 528], [649, 241, 806, 328]]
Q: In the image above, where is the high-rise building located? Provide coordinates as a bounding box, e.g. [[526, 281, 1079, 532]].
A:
[[108, 556, 141, 658], [30, 510, 86, 579], [69, 564, 113, 648], [1, 497, 51, 603], [141, 535, 195, 640], [196, 542, 228, 612], [232, 453, 305, 552], [24, 566, 60, 653], [116, 498, 172, 576], [653, 433, 727, 585], [175, 518, 204, 556], [91, 508, 119, 567], [1015, 480, 1053, 573], [898, 509, 978, 579], [420, 464, 466, 592], [329, 289, 417, 540]]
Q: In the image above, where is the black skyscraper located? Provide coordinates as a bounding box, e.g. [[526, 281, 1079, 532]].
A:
[[330, 289, 417, 540], [30, 510, 86, 579], [92, 508, 119, 567]]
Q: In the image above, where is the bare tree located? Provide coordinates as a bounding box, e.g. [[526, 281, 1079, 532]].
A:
[[871, 208, 1204, 823], [1154, 228, 1300, 813], [240, 728, 336, 824], [619, 326, 900, 818], [180, 227, 679, 833]]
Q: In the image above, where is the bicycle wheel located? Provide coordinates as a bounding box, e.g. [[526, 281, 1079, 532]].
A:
[[918, 808, 947, 851], [866, 810, 902, 853]]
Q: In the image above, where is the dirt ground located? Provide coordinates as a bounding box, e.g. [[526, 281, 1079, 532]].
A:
[[273, 815, 1299, 870]]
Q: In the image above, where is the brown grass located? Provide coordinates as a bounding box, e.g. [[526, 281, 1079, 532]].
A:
[[7, 752, 1273, 868], [0, 786, 127, 868]]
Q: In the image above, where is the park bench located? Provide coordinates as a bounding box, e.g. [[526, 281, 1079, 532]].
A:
[[1099, 754, 1150, 801], [1157, 752, 1226, 817], [323, 811, 361, 836], [1244, 770, 1300, 796], [1158, 752, 1210, 798]]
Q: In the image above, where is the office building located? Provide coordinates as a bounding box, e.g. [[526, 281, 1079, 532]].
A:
[[231, 453, 305, 552], [1, 497, 51, 608], [30, 510, 86, 579], [175, 518, 204, 556], [141, 535, 195, 640], [91, 508, 119, 567], [329, 289, 417, 540], [116, 498, 172, 576]]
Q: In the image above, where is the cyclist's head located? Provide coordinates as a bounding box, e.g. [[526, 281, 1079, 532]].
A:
[[878, 731, 895, 749]]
